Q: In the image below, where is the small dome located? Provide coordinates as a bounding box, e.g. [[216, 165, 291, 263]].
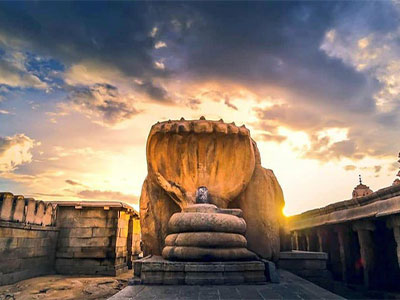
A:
[[392, 152, 400, 186], [352, 175, 373, 199]]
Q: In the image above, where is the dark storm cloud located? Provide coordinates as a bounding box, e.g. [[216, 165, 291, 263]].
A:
[[0, 1, 171, 103], [0, 1, 393, 111], [135, 80, 169, 102], [150, 1, 383, 112], [0, 2, 160, 77], [68, 83, 139, 125], [0, 1, 383, 110]]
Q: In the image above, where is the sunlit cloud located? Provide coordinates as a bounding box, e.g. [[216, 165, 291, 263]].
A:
[[154, 41, 167, 49], [0, 134, 36, 172]]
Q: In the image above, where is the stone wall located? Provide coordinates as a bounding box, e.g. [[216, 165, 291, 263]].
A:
[[0, 193, 58, 285], [54, 202, 140, 276], [0, 193, 141, 285]]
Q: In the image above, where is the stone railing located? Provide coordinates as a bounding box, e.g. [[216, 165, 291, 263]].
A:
[[0, 192, 57, 226], [286, 184, 400, 290], [0, 193, 59, 286]]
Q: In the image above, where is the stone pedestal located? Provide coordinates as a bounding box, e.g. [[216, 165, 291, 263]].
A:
[[133, 256, 276, 285], [278, 251, 332, 286]]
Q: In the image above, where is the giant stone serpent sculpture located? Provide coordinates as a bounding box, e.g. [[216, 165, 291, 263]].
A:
[[140, 117, 285, 261]]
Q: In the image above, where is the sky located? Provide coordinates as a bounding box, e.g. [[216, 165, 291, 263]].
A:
[[0, 1, 399, 216]]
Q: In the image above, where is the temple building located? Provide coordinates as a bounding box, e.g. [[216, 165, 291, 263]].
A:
[[287, 152, 400, 293], [352, 175, 373, 199], [393, 152, 400, 186]]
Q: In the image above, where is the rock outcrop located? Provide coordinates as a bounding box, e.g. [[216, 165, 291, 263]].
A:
[[140, 118, 284, 260]]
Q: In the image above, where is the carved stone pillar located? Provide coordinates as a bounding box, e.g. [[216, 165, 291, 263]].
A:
[[291, 232, 297, 250], [386, 216, 400, 269], [292, 231, 299, 250], [316, 227, 329, 253], [353, 220, 376, 289], [305, 231, 311, 251], [335, 224, 354, 283]]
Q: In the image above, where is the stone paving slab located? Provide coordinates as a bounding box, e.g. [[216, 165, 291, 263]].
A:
[[108, 270, 345, 300]]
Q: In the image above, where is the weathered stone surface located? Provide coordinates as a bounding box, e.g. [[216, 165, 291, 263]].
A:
[[232, 143, 284, 261], [33, 201, 45, 225], [0, 193, 14, 221], [162, 246, 258, 261], [0, 222, 58, 285], [183, 204, 218, 213], [263, 260, 280, 283], [279, 250, 328, 260], [165, 232, 247, 248], [133, 256, 269, 285], [12, 196, 25, 222], [42, 203, 55, 226], [147, 120, 255, 208], [140, 176, 180, 256], [168, 212, 246, 234], [140, 119, 284, 259], [25, 199, 37, 224]]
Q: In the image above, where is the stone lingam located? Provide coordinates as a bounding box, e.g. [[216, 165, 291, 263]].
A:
[[135, 117, 284, 284], [163, 186, 258, 262]]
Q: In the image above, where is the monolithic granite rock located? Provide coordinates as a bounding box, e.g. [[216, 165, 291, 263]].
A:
[[140, 118, 285, 260]]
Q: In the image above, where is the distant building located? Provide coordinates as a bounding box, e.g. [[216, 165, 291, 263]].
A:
[[352, 175, 373, 199], [393, 152, 400, 186]]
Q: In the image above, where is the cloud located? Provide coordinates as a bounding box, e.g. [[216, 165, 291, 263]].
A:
[[0, 134, 36, 172], [257, 133, 287, 144], [224, 97, 238, 111], [65, 179, 86, 187], [389, 162, 399, 172], [135, 80, 169, 102], [154, 41, 167, 49], [320, 2, 400, 112], [33, 192, 65, 198], [68, 83, 139, 125], [77, 189, 138, 204], [0, 2, 164, 79], [344, 165, 356, 171], [0, 50, 48, 90], [374, 165, 382, 173]]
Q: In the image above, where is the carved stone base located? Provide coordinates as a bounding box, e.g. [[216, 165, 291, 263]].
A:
[[133, 256, 278, 285]]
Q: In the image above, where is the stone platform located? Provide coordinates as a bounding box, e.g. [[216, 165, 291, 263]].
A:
[[133, 256, 278, 285], [278, 251, 333, 286], [109, 269, 344, 299]]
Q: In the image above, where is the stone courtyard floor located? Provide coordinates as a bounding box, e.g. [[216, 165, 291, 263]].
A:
[[109, 270, 344, 300], [0, 271, 131, 300]]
